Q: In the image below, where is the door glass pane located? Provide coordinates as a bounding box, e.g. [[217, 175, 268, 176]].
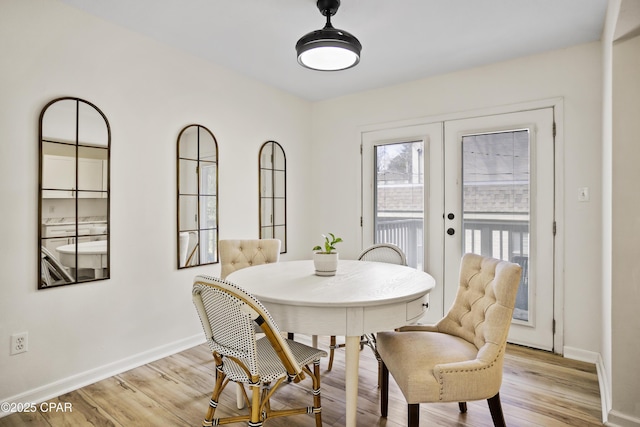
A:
[[462, 130, 530, 321], [374, 141, 424, 269]]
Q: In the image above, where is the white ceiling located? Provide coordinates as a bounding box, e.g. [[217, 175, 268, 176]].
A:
[[59, 0, 608, 101]]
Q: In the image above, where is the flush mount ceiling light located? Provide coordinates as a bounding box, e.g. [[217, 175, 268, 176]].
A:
[[296, 0, 362, 71]]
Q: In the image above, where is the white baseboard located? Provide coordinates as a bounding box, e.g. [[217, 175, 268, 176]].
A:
[[564, 348, 640, 427], [0, 334, 205, 418], [563, 346, 609, 425], [606, 410, 640, 427], [595, 354, 612, 425], [563, 345, 600, 363]]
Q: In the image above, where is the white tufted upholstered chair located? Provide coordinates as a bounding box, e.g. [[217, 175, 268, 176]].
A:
[[377, 253, 522, 427], [328, 243, 408, 382], [192, 275, 326, 427], [219, 239, 281, 280]]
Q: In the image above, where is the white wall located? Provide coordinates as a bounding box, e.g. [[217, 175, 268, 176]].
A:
[[610, 32, 640, 427], [0, 0, 313, 403], [601, 0, 618, 421], [310, 43, 604, 355], [2, 0, 628, 417]]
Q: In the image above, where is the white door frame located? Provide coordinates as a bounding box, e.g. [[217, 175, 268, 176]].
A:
[[358, 98, 564, 353], [444, 108, 555, 350], [361, 123, 444, 324]]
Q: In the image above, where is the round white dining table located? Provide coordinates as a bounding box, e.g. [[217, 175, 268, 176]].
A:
[[227, 259, 435, 427], [56, 240, 108, 279]]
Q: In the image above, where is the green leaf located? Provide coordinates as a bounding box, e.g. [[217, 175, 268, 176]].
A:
[[313, 232, 343, 253]]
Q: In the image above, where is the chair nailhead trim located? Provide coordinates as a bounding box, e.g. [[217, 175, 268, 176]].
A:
[[437, 346, 504, 400]]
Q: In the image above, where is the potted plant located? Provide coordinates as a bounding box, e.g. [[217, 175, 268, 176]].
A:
[[312, 233, 343, 276]]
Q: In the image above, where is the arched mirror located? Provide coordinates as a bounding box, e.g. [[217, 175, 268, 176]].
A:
[[177, 124, 219, 268], [39, 97, 110, 289], [259, 141, 287, 253]]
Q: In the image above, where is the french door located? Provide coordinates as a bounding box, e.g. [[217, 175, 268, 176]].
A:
[[443, 109, 555, 350], [362, 123, 445, 325], [362, 108, 556, 350]]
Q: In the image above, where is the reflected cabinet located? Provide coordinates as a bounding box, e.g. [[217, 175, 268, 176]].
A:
[[39, 97, 110, 289], [177, 124, 219, 268], [259, 141, 287, 253]]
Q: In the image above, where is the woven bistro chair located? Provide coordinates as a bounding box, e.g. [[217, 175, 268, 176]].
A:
[[192, 275, 327, 427], [377, 253, 522, 427], [40, 246, 74, 287], [218, 238, 283, 408], [357, 242, 407, 265], [328, 243, 408, 383]]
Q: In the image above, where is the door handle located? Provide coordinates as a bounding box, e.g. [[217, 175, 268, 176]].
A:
[[447, 228, 455, 236]]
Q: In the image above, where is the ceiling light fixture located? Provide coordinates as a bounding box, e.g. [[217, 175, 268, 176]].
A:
[[296, 0, 362, 71]]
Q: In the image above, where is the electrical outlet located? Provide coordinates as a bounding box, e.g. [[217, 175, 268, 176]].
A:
[[10, 332, 28, 355]]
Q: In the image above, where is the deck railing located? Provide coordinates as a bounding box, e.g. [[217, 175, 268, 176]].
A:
[[377, 216, 529, 319]]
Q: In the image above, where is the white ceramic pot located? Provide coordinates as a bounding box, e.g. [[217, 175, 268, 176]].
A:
[[313, 252, 339, 276]]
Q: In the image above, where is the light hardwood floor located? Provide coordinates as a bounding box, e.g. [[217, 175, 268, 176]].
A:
[[0, 337, 603, 426]]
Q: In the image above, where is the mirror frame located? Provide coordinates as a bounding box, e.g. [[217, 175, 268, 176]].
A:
[[258, 140, 287, 253], [177, 124, 219, 269], [38, 97, 111, 289]]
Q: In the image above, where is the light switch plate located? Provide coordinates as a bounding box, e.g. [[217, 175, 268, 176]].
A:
[[578, 187, 589, 202]]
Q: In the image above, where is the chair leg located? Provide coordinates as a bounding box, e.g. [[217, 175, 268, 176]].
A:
[[380, 362, 389, 417], [487, 393, 506, 427], [250, 385, 262, 425], [203, 371, 226, 426], [408, 403, 420, 427], [312, 360, 323, 427], [236, 383, 245, 409], [328, 336, 337, 371], [459, 402, 467, 413]]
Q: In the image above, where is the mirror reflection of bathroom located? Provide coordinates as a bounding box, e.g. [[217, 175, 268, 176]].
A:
[[39, 97, 110, 289], [177, 124, 218, 269]]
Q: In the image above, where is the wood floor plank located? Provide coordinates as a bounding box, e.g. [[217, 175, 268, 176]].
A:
[[39, 392, 121, 427], [0, 339, 603, 427], [117, 364, 208, 426], [0, 410, 48, 427], [78, 375, 188, 426]]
